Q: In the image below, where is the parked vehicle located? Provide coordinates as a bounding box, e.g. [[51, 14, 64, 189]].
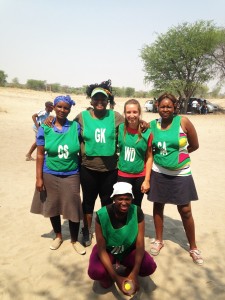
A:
[[144, 100, 154, 112], [205, 100, 218, 113], [187, 98, 218, 114], [144, 99, 158, 112]]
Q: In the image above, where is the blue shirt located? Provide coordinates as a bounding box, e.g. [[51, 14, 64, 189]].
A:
[[33, 109, 51, 130], [36, 118, 81, 175]]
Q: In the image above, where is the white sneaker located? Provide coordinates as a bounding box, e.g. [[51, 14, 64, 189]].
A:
[[189, 249, 204, 265], [50, 237, 63, 250], [72, 241, 86, 255]]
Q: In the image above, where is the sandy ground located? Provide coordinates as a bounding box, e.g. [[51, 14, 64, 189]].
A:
[[0, 88, 225, 300]]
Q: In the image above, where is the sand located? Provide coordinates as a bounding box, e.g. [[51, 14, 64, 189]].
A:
[[0, 88, 225, 300]]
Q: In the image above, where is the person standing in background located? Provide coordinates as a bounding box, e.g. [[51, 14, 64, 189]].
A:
[[26, 101, 53, 161]]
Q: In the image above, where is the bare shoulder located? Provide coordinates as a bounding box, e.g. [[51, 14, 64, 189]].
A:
[[180, 115, 190, 124]]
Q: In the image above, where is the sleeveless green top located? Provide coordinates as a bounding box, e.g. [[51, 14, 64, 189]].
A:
[[82, 110, 116, 156], [43, 121, 80, 172], [97, 204, 138, 261], [150, 115, 190, 170], [118, 123, 151, 173]]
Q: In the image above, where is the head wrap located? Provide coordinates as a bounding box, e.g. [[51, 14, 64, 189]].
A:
[[54, 95, 75, 107]]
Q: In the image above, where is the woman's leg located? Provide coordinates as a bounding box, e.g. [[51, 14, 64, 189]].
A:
[[150, 202, 165, 255], [69, 220, 80, 242], [131, 177, 145, 207], [177, 203, 197, 249], [177, 203, 203, 265], [88, 245, 115, 288], [153, 202, 165, 242], [99, 169, 117, 207], [121, 249, 157, 276], [49, 215, 63, 250], [80, 166, 99, 246], [50, 215, 62, 240], [69, 220, 86, 255]]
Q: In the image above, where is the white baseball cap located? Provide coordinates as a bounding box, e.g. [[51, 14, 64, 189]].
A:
[[110, 182, 134, 198]]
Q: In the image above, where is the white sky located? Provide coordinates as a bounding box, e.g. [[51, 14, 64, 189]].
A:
[[0, 0, 225, 90]]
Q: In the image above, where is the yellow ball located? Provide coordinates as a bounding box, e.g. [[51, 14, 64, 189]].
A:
[[124, 283, 131, 290]]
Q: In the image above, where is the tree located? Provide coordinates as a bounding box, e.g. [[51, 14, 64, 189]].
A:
[[209, 86, 221, 98], [125, 87, 135, 97], [141, 20, 223, 112], [11, 77, 21, 88], [211, 30, 225, 81], [49, 83, 61, 93], [0, 70, 7, 86], [26, 79, 46, 91]]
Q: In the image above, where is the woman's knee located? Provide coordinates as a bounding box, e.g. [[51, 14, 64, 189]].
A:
[[88, 245, 111, 280], [178, 204, 192, 219], [88, 264, 107, 280], [139, 252, 157, 276]]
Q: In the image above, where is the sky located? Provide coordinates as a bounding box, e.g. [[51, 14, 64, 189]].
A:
[[1, 0, 225, 91]]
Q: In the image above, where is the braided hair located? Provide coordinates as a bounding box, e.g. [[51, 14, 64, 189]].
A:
[[86, 79, 116, 108]]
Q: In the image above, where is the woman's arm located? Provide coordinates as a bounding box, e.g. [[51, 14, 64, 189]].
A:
[[95, 220, 127, 293], [36, 145, 45, 192], [129, 220, 145, 281], [181, 116, 199, 153], [32, 113, 39, 129], [95, 221, 118, 281], [140, 120, 150, 132], [141, 136, 153, 193], [43, 116, 54, 127]]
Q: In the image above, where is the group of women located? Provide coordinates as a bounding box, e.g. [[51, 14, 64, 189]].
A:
[[30, 80, 203, 296]]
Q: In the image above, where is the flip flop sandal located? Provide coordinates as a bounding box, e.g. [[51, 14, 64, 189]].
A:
[[150, 240, 164, 256]]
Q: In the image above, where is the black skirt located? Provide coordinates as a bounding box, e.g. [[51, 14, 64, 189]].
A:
[[147, 170, 198, 205]]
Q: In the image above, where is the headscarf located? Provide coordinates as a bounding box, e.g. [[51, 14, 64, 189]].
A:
[[54, 95, 75, 107]]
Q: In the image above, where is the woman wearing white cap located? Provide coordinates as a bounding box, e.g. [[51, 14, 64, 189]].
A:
[[88, 182, 157, 296]]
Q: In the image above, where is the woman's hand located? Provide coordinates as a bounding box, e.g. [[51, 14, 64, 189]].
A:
[[116, 274, 138, 296], [44, 116, 54, 127], [127, 273, 139, 294], [114, 275, 135, 296], [140, 120, 150, 132], [36, 178, 44, 192], [141, 180, 150, 193]]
